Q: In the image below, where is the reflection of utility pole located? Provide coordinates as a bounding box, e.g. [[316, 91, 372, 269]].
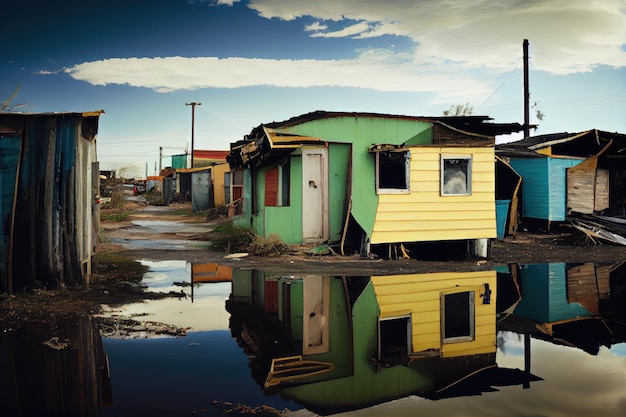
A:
[[523, 333, 531, 389], [185, 102, 201, 168]]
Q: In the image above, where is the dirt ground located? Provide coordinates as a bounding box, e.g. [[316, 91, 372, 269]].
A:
[[98, 200, 626, 273], [3, 199, 626, 328]]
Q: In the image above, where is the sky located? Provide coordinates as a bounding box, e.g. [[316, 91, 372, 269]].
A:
[[2, 0, 625, 178]]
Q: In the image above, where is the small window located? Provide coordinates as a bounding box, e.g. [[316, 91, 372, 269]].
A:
[[265, 160, 290, 207], [376, 151, 410, 194], [442, 291, 475, 343], [378, 315, 411, 361], [441, 156, 471, 196]]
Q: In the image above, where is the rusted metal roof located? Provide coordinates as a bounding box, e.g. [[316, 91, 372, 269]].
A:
[[263, 110, 526, 137], [497, 129, 626, 158]]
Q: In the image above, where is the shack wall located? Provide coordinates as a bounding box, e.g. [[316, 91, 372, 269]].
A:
[[273, 116, 432, 240], [372, 146, 496, 244], [0, 112, 100, 292], [371, 270, 497, 358]]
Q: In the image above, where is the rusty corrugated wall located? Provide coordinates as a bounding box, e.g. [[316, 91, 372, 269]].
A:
[[0, 111, 102, 292]]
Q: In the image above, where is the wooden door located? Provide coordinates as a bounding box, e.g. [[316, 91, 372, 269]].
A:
[[302, 148, 328, 241]]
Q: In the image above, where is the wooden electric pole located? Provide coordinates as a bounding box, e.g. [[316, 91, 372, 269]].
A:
[[523, 39, 530, 138], [186, 102, 201, 168]]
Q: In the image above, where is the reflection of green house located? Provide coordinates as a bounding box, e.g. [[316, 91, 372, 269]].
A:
[[227, 111, 524, 258], [227, 269, 498, 413]]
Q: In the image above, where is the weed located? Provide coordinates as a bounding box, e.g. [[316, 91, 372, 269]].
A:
[[100, 189, 130, 222], [248, 234, 291, 256], [208, 222, 256, 252]]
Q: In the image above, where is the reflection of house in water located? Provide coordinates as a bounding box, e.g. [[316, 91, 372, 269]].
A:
[[499, 261, 626, 355], [227, 268, 537, 413], [0, 314, 111, 416]]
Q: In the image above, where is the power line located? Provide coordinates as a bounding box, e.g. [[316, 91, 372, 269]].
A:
[[198, 106, 247, 133], [476, 59, 521, 110]]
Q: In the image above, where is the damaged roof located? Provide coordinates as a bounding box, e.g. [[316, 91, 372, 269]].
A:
[[497, 129, 626, 158], [261, 110, 526, 137]]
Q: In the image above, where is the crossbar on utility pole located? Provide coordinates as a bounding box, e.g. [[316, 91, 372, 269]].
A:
[[186, 102, 201, 168]]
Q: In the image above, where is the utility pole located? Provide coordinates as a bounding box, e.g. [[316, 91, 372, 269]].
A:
[[185, 102, 201, 168], [523, 39, 530, 138], [159, 146, 163, 173]]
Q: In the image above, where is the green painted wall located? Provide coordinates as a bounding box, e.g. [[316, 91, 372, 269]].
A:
[[275, 116, 432, 239], [328, 143, 351, 242], [288, 277, 354, 380], [264, 155, 303, 244], [281, 281, 432, 411]]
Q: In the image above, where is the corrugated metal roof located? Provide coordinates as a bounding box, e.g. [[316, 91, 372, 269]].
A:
[[262, 110, 526, 137]]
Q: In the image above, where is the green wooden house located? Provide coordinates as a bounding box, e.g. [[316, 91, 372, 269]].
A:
[[227, 111, 524, 258]]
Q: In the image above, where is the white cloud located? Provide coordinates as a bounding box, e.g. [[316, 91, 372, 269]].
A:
[[62, 0, 625, 110], [304, 21, 327, 32], [310, 21, 373, 38], [64, 54, 489, 102], [34, 69, 58, 75], [247, 0, 626, 74]]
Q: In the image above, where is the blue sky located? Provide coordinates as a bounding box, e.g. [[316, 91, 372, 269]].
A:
[[2, 0, 625, 177]]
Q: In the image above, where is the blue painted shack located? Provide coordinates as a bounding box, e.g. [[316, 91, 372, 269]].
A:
[[0, 111, 103, 293], [497, 129, 626, 230]]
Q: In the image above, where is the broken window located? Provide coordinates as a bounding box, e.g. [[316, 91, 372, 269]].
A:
[[441, 156, 471, 196], [441, 290, 475, 343], [378, 315, 411, 361], [376, 150, 410, 194], [265, 160, 290, 207]]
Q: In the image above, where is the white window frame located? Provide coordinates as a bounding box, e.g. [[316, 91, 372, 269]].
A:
[[441, 155, 472, 196], [441, 289, 475, 344], [375, 150, 410, 195]]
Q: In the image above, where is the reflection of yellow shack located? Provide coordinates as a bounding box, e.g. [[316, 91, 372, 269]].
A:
[[371, 270, 497, 362], [191, 263, 232, 283]]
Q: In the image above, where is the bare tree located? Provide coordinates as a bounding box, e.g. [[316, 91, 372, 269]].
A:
[[443, 102, 474, 116], [1, 85, 28, 111]]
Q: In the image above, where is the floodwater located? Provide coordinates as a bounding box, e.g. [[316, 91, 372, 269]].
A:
[[2, 260, 626, 417]]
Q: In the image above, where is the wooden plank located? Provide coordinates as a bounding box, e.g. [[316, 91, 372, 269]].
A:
[[594, 169, 609, 211], [373, 218, 495, 232], [566, 263, 599, 315], [567, 156, 597, 214]]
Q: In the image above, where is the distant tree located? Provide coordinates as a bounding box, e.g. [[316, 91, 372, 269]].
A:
[[1, 85, 28, 111], [443, 102, 474, 116]]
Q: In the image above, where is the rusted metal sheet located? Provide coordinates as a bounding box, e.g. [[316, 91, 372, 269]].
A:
[[0, 111, 102, 293]]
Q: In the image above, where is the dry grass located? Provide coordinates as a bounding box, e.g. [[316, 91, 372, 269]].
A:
[[248, 234, 292, 256]]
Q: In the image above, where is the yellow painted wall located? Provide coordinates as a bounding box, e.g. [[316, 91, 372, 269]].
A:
[[371, 147, 496, 244], [212, 163, 229, 207], [371, 270, 497, 358]]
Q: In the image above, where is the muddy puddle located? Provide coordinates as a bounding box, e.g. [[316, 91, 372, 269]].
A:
[[2, 260, 626, 416]]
